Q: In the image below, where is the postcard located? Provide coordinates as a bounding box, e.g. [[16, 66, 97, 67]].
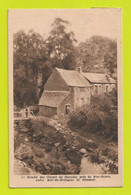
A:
[[8, 8, 123, 187]]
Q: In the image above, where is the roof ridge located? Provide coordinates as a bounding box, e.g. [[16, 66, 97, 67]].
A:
[[82, 72, 106, 75], [55, 67, 75, 72]]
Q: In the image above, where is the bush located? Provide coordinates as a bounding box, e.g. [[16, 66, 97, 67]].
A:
[[90, 153, 101, 164], [69, 88, 118, 141], [69, 105, 104, 133], [30, 120, 44, 141], [69, 109, 87, 128]]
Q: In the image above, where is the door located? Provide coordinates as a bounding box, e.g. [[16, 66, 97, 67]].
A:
[[65, 104, 70, 115]]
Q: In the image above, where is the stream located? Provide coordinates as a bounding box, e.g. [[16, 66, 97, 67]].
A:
[[80, 156, 105, 174]]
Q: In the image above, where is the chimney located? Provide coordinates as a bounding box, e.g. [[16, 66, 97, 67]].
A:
[[76, 67, 82, 73], [105, 74, 110, 82]]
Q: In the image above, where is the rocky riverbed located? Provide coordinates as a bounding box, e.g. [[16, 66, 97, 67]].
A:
[[14, 119, 118, 175]]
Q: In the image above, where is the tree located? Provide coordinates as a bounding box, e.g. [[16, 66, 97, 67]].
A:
[[39, 61, 53, 98], [77, 36, 117, 75], [13, 30, 48, 107], [13, 18, 77, 108], [46, 18, 77, 69], [104, 40, 117, 77]]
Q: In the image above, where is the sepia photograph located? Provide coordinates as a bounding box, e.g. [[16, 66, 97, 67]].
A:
[[8, 8, 122, 187]]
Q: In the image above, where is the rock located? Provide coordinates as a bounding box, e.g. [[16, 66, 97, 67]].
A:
[[79, 148, 87, 154], [20, 127, 30, 133], [53, 120, 58, 126], [53, 115, 59, 120], [72, 140, 80, 147], [57, 123, 62, 127], [54, 142, 61, 147], [72, 146, 77, 150], [88, 139, 93, 143], [54, 124, 58, 129], [24, 137, 28, 142], [48, 119, 58, 127]]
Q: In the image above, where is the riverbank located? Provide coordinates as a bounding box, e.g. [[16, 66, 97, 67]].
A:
[[14, 119, 118, 175]]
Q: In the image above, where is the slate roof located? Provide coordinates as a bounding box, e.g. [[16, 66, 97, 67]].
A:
[[39, 91, 69, 107], [56, 68, 90, 87], [81, 72, 116, 84]]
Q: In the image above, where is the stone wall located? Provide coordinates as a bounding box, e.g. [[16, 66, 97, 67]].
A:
[[91, 83, 114, 95], [57, 87, 74, 117], [74, 86, 91, 109], [39, 105, 57, 118], [44, 69, 69, 91]]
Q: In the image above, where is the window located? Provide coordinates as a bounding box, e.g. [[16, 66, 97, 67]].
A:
[[65, 104, 70, 115], [94, 85, 98, 94], [80, 88, 85, 92], [76, 98, 79, 108], [99, 85, 101, 93], [81, 98, 84, 106], [111, 84, 115, 90], [106, 85, 109, 93]]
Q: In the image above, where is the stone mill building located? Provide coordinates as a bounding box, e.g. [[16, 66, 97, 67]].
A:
[[39, 67, 115, 118]]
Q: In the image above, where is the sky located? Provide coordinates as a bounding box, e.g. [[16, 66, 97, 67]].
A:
[[9, 8, 122, 44]]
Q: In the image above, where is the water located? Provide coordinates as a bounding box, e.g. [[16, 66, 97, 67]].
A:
[[80, 156, 105, 174]]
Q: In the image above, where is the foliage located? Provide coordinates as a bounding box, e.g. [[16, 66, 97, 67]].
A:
[[13, 30, 49, 107], [104, 40, 117, 76], [77, 36, 117, 76], [90, 153, 101, 164], [69, 88, 118, 141], [14, 18, 77, 108], [46, 17, 77, 69]]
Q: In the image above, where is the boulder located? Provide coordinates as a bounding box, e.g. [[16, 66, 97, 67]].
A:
[[20, 127, 30, 133], [72, 140, 80, 147], [79, 148, 87, 154], [53, 115, 59, 120], [57, 123, 62, 127], [24, 137, 29, 142], [54, 142, 61, 147]]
